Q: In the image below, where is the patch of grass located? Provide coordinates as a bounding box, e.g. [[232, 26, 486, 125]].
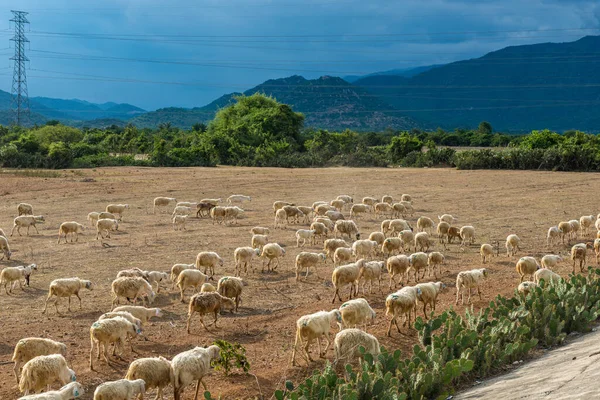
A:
[[0, 169, 62, 178]]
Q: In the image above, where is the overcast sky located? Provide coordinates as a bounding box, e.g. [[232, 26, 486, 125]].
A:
[[1, 0, 598, 110]]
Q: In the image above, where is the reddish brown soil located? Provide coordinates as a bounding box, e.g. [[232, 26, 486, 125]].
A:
[[0, 166, 596, 399]]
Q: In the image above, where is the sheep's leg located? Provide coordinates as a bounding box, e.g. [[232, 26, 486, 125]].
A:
[[199, 315, 211, 332], [303, 338, 313, 362], [186, 311, 194, 333], [322, 333, 331, 356], [102, 342, 110, 364], [455, 287, 460, 305], [423, 303, 428, 319], [387, 317, 394, 336], [154, 387, 162, 400], [34, 225, 39, 234], [316, 336, 322, 358], [478, 287, 482, 300], [394, 315, 402, 332], [67, 296, 72, 312], [193, 379, 202, 400], [572, 260, 576, 275], [213, 310, 219, 328], [13, 360, 20, 384]]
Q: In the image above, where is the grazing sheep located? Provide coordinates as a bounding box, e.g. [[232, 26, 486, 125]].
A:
[[200, 283, 216, 293], [98, 312, 142, 352], [381, 219, 392, 235], [382, 237, 403, 257], [391, 203, 407, 219], [125, 357, 174, 400], [153, 197, 177, 214], [374, 202, 392, 219], [12, 338, 67, 385], [385, 286, 419, 336], [93, 379, 145, 400], [541, 254, 563, 269], [314, 217, 334, 233], [447, 227, 461, 244], [558, 221, 572, 244], [106, 204, 129, 220], [172, 345, 221, 400], [234, 246, 260, 276], [336, 195, 354, 206], [381, 195, 393, 205], [224, 206, 244, 224], [352, 239, 378, 261], [283, 205, 305, 224], [172, 215, 188, 231], [20, 381, 83, 399], [325, 210, 345, 222], [217, 276, 244, 311], [42, 278, 93, 314], [362, 197, 377, 210], [291, 309, 341, 366], [455, 268, 488, 305], [295, 252, 327, 281], [95, 218, 119, 240], [310, 222, 329, 243], [312, 201, 328, 210], [387, 255, 410, 289], [436, 221, 450, 247], [459, 226, 475, 246], [427, 252, 444, 278], [401, 194, 412, 203], [296, 229, 316, 247], [315, 204, 336, 216], [438, 214, 456, 224], [251, 234, 269, 251], [172, 206, 191, 217], [170, 264, 195, 289], [388, 219, 412, 236], [368, 231, 385, 248], [273, 201, 294, 214], [415, 281, 446, 319], [480, 243, 494, 263], [414, 232, 430, 252], [195, 202, 215, 218], [398, 229, 415, 253], [89, 317, 139, 370], [580, 215, 595, 236], [87, 212, 101, 227], [331, 259, 366, 303], [98, 211, 117, 221], [358, 261, 385, 293], [324, 238, 349, 262], [569, 219, 581, 240], [18, 354, 76, 395], [547, 226, 560, 247], [176, 269, 210, 302], [417, 216, 435, 233], [209, 206, 227, 225], [260, 243, 286, 272], [505, 234, 522, 256], [571, 243, 591, 274], [516, 257, 540, 282], [195, 251, 223, 278], [1, 264, 37, 294], [339, 298, 376, 330], [350, 204, 369, 219], [227, 194, 251, 205], [11, 215, 45, 236], [333, 329, 380, 366], [200, 198, 222, 206], [517, 281, 538, 296], [57, 222, 85, 244], [407, 252, 428, 282], [112, 306, 163, 324], [533, 268, 562, 285], [274, 209, 287, 229], [186, 292, 235, 333], [18, 203, 34, 216], [330, 199, 346, 211], [111, 277, 155, 309], [334, 247, 353, 266], [297, 206, 314, 223], [250, 226, 270, 235], [0, 235, 11, 260]]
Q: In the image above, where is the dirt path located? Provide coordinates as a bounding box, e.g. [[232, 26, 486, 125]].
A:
[[456, 330, 600, 399]]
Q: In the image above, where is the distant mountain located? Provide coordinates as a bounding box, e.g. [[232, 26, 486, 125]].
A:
[[354, 36, 600, 131], [132, 76, 418, 131], [343, 64, 443, 83]]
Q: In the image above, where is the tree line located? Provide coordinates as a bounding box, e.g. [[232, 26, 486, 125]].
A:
[[0, 94, 598, 171]]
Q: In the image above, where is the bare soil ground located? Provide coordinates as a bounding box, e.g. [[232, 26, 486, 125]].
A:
[[0, 166, 597, 399]]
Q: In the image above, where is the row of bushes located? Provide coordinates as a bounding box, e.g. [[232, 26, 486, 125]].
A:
[[268, 269, 600, 400]]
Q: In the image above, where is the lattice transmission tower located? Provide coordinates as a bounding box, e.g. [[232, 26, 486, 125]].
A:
[[10, 10, 30, 126]]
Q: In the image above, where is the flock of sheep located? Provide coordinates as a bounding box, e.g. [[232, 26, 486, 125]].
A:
[[1, 191, 600, 400]]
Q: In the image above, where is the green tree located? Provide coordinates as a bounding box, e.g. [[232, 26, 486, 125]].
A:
[[478, 121, 493, 135], [387, 133, 423, 162], [47, 142, 73, 169]]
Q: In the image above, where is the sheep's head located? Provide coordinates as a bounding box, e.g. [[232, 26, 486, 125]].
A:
[[153, 308, 163, 317], [147, 291, 156, 304], [319, 253, 327, 261], [207, 344, 221, 361], [35, 215, 46, 223], [84, 280, 93, 290], [481, 268, 489, 278], [59, 343, 68, 356], [355, 233, 361, 240], [220, 296, 236, 313]]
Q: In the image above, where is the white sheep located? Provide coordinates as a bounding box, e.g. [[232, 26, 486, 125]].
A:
[[438, 214, 456, 224], [200, 198, 222, 206], [251, 234, 269, 250], [312, 200, 328, 210], [385, 286, 419, 336], [533, 268, 562, 285], [295, 252, 327, 281], [170, 263, 195, 289], [172, 205, 193, 217], [315, 204, 335, 216], [415, 281, 446, 319], [336, 195, 354, 206], [352, 239, 378, 261], [11, 215, 45, 236], [387, 255, 410, 289], [186, 292, 235, 333], [358, 261, 385, 294], [547, 226, 560, 247], [325, 210, 345, 222], [391, 203, 407, 219], [580, 215, 595, 236], [314, 217, 335, 233], [97, 312, 142, 352], [297, 206, 314, 223], [19, 354, 76, 395], [436, 221, 450, 248], [176, 201, 198, 209], [20, 381, 83, 399], [455, 268, 488, 304], [0, 235, 11, 260], [569, 219, 581, 240], [224, 206, 244, 224], [296, 229, 316, 247], [427, 252, 444, 278], [98, 211, 117, 221], [112, 305, 163, 324], [217, 276, 244, 311], [417, 216, 435, 233], [541, 254, 563, 269], [333, 328, 380, 366], [382, 237, 402, 256], [398, 229, 415, 253], [172, 345, 221, 400], [274, 208, 287, 229], [368, 231, 385, 249], [200, 283, 216, 293], [381, 195, 393, 205], [111, 277, 155, 309], [89, 317, 139, 370], [172, 215, 188, 230], [125, 357, 174, 400], [324, 238, 349, 262], [12, 338, 67, 385], [290, 309, 342, 366], [558, 221, 572, 244], [1, 264, 37, 294], [330, 199, 346, 211], [176, 269, 209, 302], [227, 194, 251, 205], [338, 298, 376, 330], [42, 278, 93, 314], [388, 219, 411, 236], [374, 202, 392, 219], [273, 200, 294, 214], [57, 222, 85, 244], [250, 226, 270, 235], [414, 232, 430, 252], [234, 246, 260, 276], [260, 243, 286, 272], [195, 251, 223, 277], [381, 219, 391, 235], [571, 242, 591, 274], [407, 252, 428, 282], [87, 212, 101, 227], [459, 225, 475, 246], [361, 197, 377, 209], [334, 247, 353, 266], [517, 281, 538, 296], [283, 205, 305, 223], [210, 206, 227, 224], [331, 259, 365, 303], [310, 222, 329, 243], [480, 243, 494, 263], [400, 200, 414, 216], [106, 204, 129, 220], [350, 204, 369, 219], [93, 379, 145, 400], [153, 197, 177, 214], [195, 202, 215, 218], [334, 220, 359, 241], [96, 218, 119, 240], [18, 202, 34, 216]]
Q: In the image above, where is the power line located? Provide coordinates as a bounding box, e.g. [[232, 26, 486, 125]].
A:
[[10, 10, 30, 126]]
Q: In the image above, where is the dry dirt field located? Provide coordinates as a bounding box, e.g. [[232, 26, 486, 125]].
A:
[[0, 166, 597, 399]]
